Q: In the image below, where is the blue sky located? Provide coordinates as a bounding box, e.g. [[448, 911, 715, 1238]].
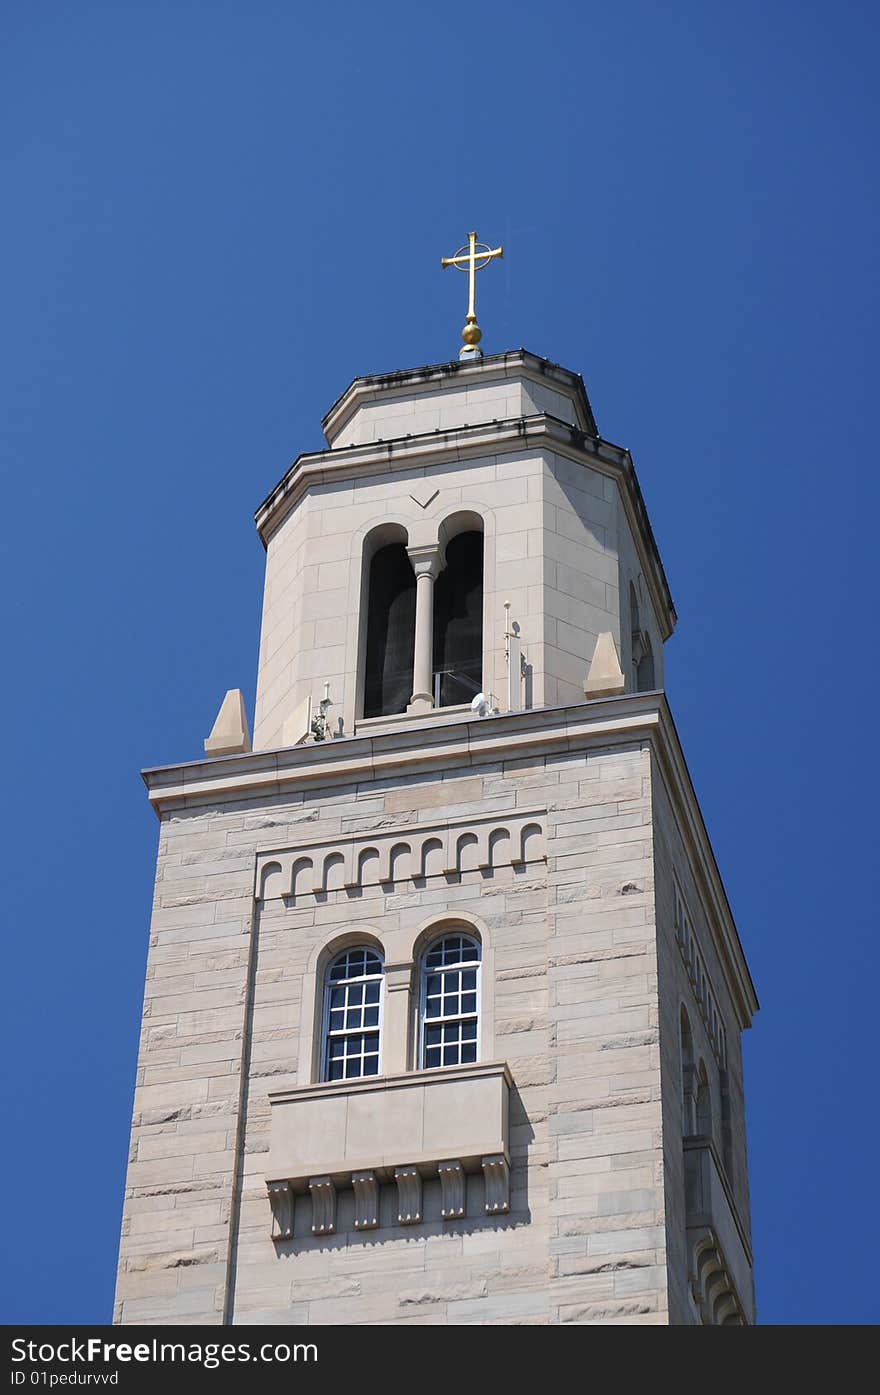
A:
[[2, 1, 877, 1324]]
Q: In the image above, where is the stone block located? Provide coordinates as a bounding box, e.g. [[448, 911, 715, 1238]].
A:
[[204, 690, 251, 757]]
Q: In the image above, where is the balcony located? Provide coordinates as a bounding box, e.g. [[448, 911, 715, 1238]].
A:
[[265, 1061, 512, 1239], [684, 1137, 754, 1324]]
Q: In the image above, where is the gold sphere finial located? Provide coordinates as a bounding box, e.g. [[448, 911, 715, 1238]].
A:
[[462, 319, 482, 347]]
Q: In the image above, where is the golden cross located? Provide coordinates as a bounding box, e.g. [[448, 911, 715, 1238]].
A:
[[441, 230, 503, 358]]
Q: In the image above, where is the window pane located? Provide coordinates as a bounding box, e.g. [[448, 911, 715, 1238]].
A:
[[329, 948, 383, 981], [324, 948, 384, 1082], [420, 936, 480, 1070]]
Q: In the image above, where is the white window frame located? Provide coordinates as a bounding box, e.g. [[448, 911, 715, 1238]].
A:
[[418, 933, 481, 1070], [321, 946, 385, 1083]]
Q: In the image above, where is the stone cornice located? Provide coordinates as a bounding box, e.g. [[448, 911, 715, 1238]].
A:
[[141, 691, 756, 1027], [268, 1059, 513, 1110], [320, 348, 599, 446], [254, 411, 676, 639], [143, 693, 659, 811]]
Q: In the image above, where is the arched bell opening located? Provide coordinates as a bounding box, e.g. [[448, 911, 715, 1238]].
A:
[[363, 537, 416, 718], [432, 530, 483, 707]]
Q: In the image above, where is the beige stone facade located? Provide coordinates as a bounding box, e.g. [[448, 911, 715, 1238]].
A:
[[115, 352, 757, 1325]]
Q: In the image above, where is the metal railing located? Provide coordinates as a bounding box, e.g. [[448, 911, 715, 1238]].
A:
[[433, 665, 482, 707]]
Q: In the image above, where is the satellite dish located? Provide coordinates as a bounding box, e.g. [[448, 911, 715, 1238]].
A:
[[470, 692, 492, 717]]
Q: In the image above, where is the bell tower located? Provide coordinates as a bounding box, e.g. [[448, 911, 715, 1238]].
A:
[[115, 241, 758, 1325]]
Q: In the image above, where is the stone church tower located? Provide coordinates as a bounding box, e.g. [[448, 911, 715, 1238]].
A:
[[115, 275, 758, 1324]]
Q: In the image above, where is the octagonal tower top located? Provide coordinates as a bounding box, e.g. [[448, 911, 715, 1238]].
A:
[[251, 348, 674, 753]]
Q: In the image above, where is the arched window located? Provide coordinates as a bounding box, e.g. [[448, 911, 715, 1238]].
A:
[[363, 543, 416, 717], [323, 947, 384, 1081], [720, 1067, 735, 1182], [419, 933, 481, 1068], [696, 1060, 712, 1136], [680, 1007, 697, 1136], [629, 582, 641, 638], [630, 581, 655, 692], [432, 531, 483, 706], [636, 632, 655, 692]]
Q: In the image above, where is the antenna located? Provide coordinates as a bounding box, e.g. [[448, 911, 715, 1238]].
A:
[[310, 683, 333, 741], [504, 600, 523, 713]]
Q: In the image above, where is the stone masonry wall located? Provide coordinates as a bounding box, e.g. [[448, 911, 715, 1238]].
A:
[[651, 757, 754, 1324], [114, 810, 256, 1324], [115, 732, 671, 1325]]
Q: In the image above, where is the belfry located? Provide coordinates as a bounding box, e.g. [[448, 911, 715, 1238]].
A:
[[116, 236, 758, 1325]]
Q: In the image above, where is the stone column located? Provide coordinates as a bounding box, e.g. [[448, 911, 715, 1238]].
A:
[[382, 962, 414, 1073], [407, 544, 442, 714]]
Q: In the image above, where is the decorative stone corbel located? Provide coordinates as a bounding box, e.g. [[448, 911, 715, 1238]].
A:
[[351, 1171, 379, 1231], [395, 1166, 423, 1225], [204, 688, 252, 756], [308, 1176, 336, 1236], [584, 632, 625, 699], [481, 1154, 510, 1214], [267, 1180, 294, 1240], [705, 1272, 731, 1316], [715, 1293, 742, 1325], [438, 1160, 465, 1220]]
